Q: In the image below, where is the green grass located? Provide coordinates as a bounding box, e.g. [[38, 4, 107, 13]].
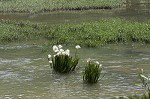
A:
[[0, 0, 126, 13], [0, 18, 150, 47], [45, 18, 150, 47], [0, 20, 45, 42]]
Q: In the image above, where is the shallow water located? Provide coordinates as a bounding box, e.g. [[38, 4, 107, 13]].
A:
[[0, 41, 150, 99]]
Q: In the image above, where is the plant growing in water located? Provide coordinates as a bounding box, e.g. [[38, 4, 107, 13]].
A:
[[48, 45, 81, 73], [138, 69, 150, 99], [83, 59, 103, 84]]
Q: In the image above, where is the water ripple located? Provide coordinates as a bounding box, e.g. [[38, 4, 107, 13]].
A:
[[0, 58, 32, 65]]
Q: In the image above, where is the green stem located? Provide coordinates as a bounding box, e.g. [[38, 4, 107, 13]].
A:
[[75, 49, 77, 58]]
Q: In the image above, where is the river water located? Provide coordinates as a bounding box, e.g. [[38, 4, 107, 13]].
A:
[[0, 0, 150, 99], [0, 41, 150, 99]]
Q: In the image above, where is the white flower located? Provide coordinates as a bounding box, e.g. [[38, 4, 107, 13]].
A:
[[140, 74, 149, 80], [48, 54, 51, 59], [99, 64, 102, 67], [141, 69, 143, 73], [75, 45, 81, 49], [55, 49, 59, 53], [56, 51, 61, 56], [53, 45, 59, 52], [62, 51, 66, 55], [49, 60, 53, 64], [87, 58, 91, 63], [95, 61, 99, 65], [65, 49, 70, 56], [58, 45, 63, 49], [59, 49, 64, 53]]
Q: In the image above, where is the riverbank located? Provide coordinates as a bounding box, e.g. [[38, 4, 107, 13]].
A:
[[0, 0, 126, 13], [0, 18, 149, 47]]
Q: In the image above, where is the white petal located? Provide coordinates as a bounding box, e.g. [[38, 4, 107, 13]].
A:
[[140, 74, 149, 80], [59, 49, 64, 52], [87, 58, 91, 63], [58, 45, 63, 49], [54, 49, 59, 53], [49, 61, 53, 64], [53, 45, 58, 52], [99, 64, 102, 67], [65, 49, 70, 56], [95, 61, 99, 65], [48, 54, 51, 58], [62, 52, 66, 55], [75, 45, 81, 49], [56, 51, 61, 56]]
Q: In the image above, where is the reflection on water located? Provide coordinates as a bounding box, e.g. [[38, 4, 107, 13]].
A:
[[0, 42, 150, 99]]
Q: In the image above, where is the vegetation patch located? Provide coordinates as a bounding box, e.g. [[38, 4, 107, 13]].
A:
[[0, 20, 46, 42], [48, 45, 80, 73], [83, 59, 103, 84], [0, 0, 126, 13], [0, 18, 150, 47], [47, 19, 150, 47]]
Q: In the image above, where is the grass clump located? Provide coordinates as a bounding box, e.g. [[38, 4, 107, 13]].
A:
[[0, 20, 47, 42], [0, 0, 125, 13], [48, 45, 81, 73], [83, 59, 103, 83], [46, 18, 150, 47], [0, 19, 150, 46]]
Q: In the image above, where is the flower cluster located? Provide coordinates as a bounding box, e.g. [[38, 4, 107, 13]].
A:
[[87, 58, 102, 67], [47, 45, 81, 73], [95, 61, 102, 67], [53, 45, 70, 56], [48, 45, 70, 63], [83, 59, 103, 83]]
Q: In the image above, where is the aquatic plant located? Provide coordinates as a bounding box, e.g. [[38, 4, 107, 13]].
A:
[[48, 45, 81, 73], [0, 0, 125, 13], [138, 69, 150, 99], [0, 20, 45, 42], [83, 59, 103, 83], [0, 19, 150, 46], [46, 18, 150, 46]]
